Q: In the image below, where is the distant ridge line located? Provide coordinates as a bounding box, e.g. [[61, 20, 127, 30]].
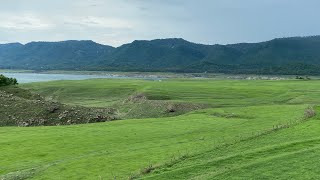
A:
[[1, 35, 320, 75]]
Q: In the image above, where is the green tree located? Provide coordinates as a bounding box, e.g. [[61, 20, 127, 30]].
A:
[[0, 74, 18, 86]]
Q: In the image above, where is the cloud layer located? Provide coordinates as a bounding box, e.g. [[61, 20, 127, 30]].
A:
[[0, 0, 319, 46]]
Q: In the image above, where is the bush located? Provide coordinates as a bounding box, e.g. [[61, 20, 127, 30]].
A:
[[0, 74, 18, 86], [304, 106, 316, 119]]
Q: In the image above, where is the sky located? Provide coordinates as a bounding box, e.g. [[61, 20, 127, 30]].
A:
[[0, 0, 319, 47]]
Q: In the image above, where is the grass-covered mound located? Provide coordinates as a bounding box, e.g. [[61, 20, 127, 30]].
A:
[[0, 79, 208, 126], [0, 86, 117, 126], [21, 79, 209, 120]]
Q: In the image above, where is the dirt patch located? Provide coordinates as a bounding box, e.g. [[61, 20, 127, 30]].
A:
[[115, 94, 209, 119], [211, 112, 254, 119], [125, 93, 148, 103]]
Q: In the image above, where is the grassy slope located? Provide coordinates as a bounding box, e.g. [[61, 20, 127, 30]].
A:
[[21, 78, 320, 120], [2, 79, 320, 179], [21, 79, 208, 119], [141, 108, 320, 180], [0, 105, 307, 179], [21, 79, 141, 107], [22, 79, 320, 107], [0, 86, 117, 126]]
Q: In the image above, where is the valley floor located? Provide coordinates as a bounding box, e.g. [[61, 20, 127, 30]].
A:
[[1, 78, 320, 179]]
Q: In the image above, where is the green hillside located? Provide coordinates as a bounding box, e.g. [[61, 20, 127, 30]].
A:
[[2, 36, 320, 74], [0, 104, 311, 179], [142, 111, 320, 179], [0, 40, 114, 70]]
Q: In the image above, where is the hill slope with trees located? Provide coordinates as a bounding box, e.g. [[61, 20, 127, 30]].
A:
[[1, 36, 320, 74]]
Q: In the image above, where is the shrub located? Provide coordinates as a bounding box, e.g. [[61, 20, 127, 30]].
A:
[[304, 106, 316, 119], [0, 74, 18, 86]]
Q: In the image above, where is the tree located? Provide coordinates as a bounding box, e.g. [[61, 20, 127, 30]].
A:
[[0, 74, 18, 86]]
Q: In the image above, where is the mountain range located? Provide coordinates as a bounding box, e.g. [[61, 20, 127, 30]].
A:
[[1, 36, 320, 75]]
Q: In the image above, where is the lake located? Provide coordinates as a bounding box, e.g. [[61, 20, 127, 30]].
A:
[[1, 72, 162, 83]]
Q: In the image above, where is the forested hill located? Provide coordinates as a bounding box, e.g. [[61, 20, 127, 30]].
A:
[[1, 36, 320, 75]]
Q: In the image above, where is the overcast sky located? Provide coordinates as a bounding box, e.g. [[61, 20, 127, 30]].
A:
[[0, 0, 319, 46]]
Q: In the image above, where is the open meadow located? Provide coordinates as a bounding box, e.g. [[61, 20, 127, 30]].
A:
[[2, 1, 319, 179], [1, 78, 320, 179]]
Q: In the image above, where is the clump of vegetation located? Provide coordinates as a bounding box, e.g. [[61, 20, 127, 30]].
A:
[[212, 112, 254, 119], [140, 164, 155, 175], [304, 106, 316, 119], [295, 75, 311, 80], [0, 74, 18, 86]]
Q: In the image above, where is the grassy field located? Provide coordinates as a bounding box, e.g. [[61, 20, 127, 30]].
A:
[[1, 78, 320, 179], [22, 78, 320, 107], [142, 108, 320, 179], [0, 105, 309, 179]]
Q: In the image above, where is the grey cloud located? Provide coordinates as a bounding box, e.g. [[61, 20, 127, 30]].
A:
[[0, 0, 319, 46]]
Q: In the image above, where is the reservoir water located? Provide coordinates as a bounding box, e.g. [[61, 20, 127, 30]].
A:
[[1, 72, 160, 83]]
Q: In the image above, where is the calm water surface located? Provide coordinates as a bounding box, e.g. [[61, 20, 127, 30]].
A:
[[1, 73, 160, 83]]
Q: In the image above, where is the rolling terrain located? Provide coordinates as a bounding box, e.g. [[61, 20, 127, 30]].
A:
[[142, 113, 320, 179], [2, 0, 319, 179], [2, 36, 320, 74], [0, 78, 319, 179], [0, 85, 117, 126], [22, 78, 320, 107], [0, 103, 311, 179]]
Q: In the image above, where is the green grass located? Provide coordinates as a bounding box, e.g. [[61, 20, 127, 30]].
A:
[[3, 78, 320, 179], [0, 105, 307, 179], [22, 79, 142, 107], [141, 107, 320, 179], [22, 79, 320, 107]]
